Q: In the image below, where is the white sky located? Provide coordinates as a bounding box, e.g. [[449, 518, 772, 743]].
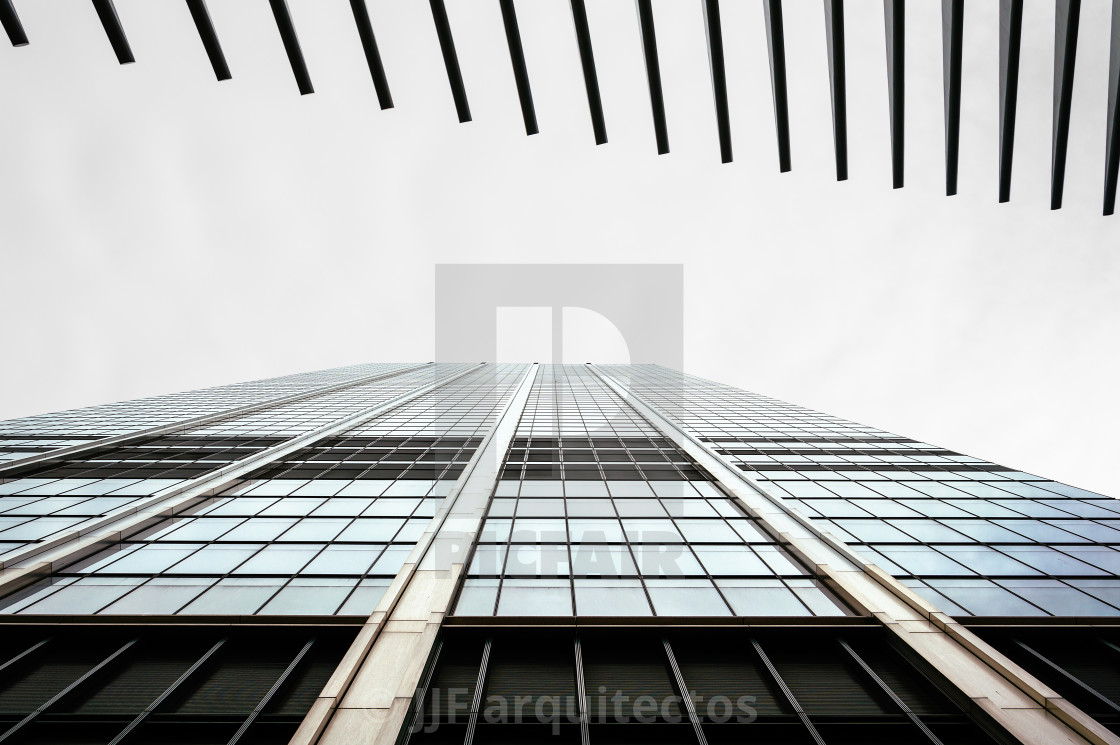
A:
[[2, 1, 1119, 497]]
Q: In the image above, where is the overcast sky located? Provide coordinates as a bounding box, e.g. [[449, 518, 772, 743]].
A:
[[2, 1, 1119, 497]]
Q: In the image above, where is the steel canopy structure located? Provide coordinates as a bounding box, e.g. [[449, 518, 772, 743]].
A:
[[3, 0, 1120, 214]]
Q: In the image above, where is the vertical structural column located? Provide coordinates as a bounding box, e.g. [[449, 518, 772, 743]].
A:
[[0, 640, 49, 675], [702, 0, 732, 164], [823, 0, 847, 181], [0, 0, 28, 46], [293, 365, 538, 745], [350, 0, 393, 109], [268, 0, 313, 94], [750, 639, 826, 745], [91, 0, 134, 64], [635, 0, 669, 155], [942, 0, 963, 196], [838, 640, 946, 744], [185, 0, 232, 81], [662, 640, 711, 745], [570, 0, 607, 145], [108, 638, 227, 745], [430, 0, 471, 123], [763, 0, 791, 173], [999, 0, 1024, 203], [1105, 0, 1120, 216], [1051, 0, 1081, 210], [499, 0, 538, 136], [462, 638, 493, 745], [884, 0, 904, 189], [229, 640, 316, 745], [573, 636, 590, 745]]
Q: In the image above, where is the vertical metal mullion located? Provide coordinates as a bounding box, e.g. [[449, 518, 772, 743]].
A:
[[942, 0, 963, 196], [838, 639, 945, 745], [1014, 639, 1120, 715], [565, 539, 578, 618], [0, 639, 49, 675], [0, 638, 138, 744], [350, 0, 393, 109], [884, 0, 905, 189], [998, 0, 1024, 203], [494, 490, 516, 615], [570, 0, 607, 145], [702, 0, 732, 164], [635, 0, 668, 155], [91, 0, 134, 64], [1051, 0, 1081, 209], [1100, 638, 1120, 658], [499, 0, 538, 135], [573, 635, 590, 745], [109, 637, 228, 745], [1103, 0, 1120, 215], [268, 0, 313, 95], [403, 638, 444, 741], [430, 0, 471, 123], [185, 0, 231, 81], [226, 638, 315, 745], [662, 639, 708, 745], [436, 363, 539, 622], [1, 0, 27, 46], [749, 638, 826, 745], [823, 0, 847, 181], [763, 0, 791, 173], [462, 637, 493, 745]]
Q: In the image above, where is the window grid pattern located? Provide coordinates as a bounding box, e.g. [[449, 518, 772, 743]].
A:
[[608, 364, 1120, 618], [0, 364, 471, 566], [0, 365, 527, 618], [454, 365, 849, 619], [0, 362, 406, 443], [0, 436, 100, 463]]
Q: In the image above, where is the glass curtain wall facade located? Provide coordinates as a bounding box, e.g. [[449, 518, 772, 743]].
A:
[[454, 365, 848, 619], [605, 364, 1120, 619], [0, 363, 1116, 745], [0, 363, 409, 465], [0, 363, 459, 567]]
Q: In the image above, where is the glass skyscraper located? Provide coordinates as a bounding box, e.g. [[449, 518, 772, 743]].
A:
[[0, 363, 1116, 744]]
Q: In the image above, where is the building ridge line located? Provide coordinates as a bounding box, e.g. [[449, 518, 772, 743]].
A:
[[292, 363, 539, 745], [0, 363, 434, 480]]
